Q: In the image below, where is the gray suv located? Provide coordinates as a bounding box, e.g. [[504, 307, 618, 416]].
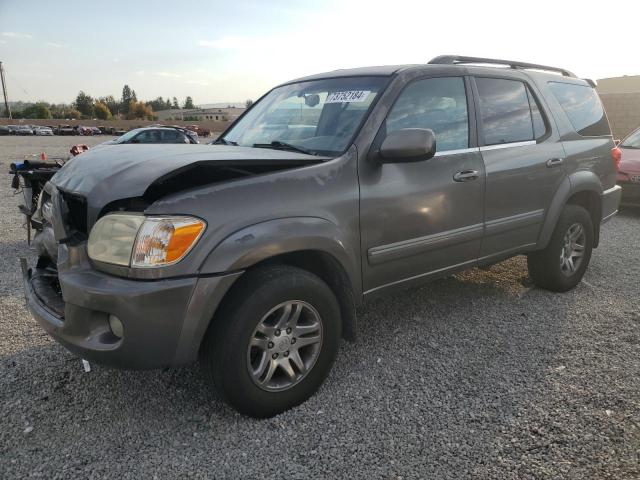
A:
[[22, 56, 622, 417]]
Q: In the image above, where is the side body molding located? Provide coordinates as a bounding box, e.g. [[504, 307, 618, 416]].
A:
[[537, 171, 603, 249]]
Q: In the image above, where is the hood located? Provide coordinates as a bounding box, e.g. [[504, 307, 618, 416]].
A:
[[51, 144, 326, 217], [620, 147, 640, 174]]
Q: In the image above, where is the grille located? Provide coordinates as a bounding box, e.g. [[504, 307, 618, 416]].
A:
[[59, 190, 88, 236]]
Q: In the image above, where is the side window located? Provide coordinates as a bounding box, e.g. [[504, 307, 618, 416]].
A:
[[386, 77, 469, 152], [135, 130, 160, 143], [548, 82, 610, 136], [160, 130, 180, 143], [527, 88, 547, 139], [476, 77, 542, 145]]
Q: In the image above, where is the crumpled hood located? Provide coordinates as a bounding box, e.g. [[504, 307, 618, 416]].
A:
[[51, 144, 323, 209]]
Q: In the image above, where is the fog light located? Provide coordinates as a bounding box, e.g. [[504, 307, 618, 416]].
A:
[[108, 314, 124, 338]]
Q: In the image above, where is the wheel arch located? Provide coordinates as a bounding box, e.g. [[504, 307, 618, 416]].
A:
[[199, 217, 361, 341], [538, 172, 603, 249]]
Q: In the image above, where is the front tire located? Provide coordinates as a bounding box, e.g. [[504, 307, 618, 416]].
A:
[[200, 265, 341, 418], [527, 204, 594, 292]]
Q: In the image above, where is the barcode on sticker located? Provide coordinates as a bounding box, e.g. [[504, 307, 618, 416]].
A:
[[325, 90, 371, 103]]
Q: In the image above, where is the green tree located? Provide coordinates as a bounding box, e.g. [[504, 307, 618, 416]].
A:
[[132, 89, 138, 103], [67, 108, 81, 120], [172, 97, 179, 109], [23, 102, 52, 119], [165, 98, 171, 109], [183, 96, 194, 109], [245, 99, 253, 109], [121, 85, 133, 114], [74, 91, 94, 117], [99, 95, 120, 117], [127, 100, 154, 120], [94, 101, 113, 120]]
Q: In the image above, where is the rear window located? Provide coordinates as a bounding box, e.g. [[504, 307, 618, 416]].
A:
[[548, 82, 610, 136]]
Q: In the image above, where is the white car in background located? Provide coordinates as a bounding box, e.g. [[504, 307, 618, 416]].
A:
[[34, 126, 54, 136]]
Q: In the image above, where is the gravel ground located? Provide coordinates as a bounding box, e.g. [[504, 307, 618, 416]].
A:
[[0, 136, 639, 479]]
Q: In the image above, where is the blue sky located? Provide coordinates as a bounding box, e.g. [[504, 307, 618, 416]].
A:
[[1, 0, 637, 105]]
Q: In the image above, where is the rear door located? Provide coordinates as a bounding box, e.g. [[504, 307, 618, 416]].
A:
[[472, 75, 566, 259], [359, 76, 485, 294]]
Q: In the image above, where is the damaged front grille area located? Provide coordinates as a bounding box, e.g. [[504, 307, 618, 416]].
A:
[[58, 190, 88, 237]]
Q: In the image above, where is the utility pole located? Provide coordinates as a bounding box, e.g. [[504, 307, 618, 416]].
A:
[[0, 62, 11, 119]]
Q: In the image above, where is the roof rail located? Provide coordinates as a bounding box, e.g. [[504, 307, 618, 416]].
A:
[[428, 55, 576, 78]]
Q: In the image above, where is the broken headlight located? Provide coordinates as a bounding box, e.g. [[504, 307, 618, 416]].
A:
[[87, 213, 205, 267]]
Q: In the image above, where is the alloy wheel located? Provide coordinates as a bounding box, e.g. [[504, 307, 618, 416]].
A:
[[560, 222, 586, 276], [246, 300, 323, 392]]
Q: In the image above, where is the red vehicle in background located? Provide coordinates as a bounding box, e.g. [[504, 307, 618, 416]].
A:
[[617, 127, 640, 207], [186, 124, 210, 137]]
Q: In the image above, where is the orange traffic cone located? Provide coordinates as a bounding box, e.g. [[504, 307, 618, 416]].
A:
[[40, 152, 47, 161]]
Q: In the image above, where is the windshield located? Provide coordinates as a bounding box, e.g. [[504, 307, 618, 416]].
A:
[[621, 128, 640, 149], [221, 76, 389, 156]]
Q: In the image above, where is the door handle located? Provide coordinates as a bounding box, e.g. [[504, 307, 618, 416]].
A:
[[546, 158, 564, 168], [453, 170, 479, 182]]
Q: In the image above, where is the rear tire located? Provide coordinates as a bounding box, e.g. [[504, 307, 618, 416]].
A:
[[527, 204, 593, 292], [200, 265, 341, 418]]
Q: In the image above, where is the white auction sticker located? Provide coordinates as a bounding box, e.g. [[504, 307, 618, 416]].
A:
[[325, 90, 371, 104]]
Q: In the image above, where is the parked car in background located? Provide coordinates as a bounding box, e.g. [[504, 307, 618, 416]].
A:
[[617, 126, 640, 206], [57, 125, 75, 135], [74, 126, 93, 136], [21, 56, 621, 418], [15, 125, 34, 135], [90, 127, 102, 135], [101, 126, 198, 145], [6, 125, 19, 134], [0, 126, 11, 135], [34, 126, 54, 136]]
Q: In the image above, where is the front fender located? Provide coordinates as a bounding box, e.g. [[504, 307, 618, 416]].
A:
[[199, 216, 361, 298], [537, 171, 603, 248]]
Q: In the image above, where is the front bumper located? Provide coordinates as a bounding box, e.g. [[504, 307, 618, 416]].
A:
[[21, 245, 242, 369], [618, 181, 640, 206]]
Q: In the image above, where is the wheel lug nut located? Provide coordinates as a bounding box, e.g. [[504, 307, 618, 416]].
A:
[[268, 342, 274, 349], [272, 353, 278, 359], [275, 329, 281, 336], [284, 351, 289, 357], [286, 327, 292, 334], [291, 338, 296, 344]]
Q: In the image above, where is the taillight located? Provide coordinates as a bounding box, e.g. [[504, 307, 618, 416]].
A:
[[611, 147, 622, 172]]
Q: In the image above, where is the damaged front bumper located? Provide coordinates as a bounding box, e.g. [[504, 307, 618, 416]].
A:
[[21, 244, 242, 369]]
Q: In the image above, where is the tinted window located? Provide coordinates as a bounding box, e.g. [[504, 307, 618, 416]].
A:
[[527, 88, 547, 139], [621, 128, 640, 149], [548, 82, 610, 136], [134, 130, 161, 143], [476, 78, 535, 145], [386, 77, 469, 152]]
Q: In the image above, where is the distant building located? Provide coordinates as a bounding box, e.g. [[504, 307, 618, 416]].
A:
[[155, 107, 245, 122], [597, 75, 640, 139]]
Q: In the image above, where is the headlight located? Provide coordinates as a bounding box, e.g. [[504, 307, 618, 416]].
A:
[[88, 214, 205, 268]]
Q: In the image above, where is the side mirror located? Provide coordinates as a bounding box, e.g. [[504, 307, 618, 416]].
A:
[[378, 128, 436, 163]]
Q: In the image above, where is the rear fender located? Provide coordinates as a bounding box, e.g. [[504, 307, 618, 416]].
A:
[[537, 171, 602, 248]]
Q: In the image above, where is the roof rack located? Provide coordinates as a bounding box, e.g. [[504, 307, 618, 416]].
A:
[[428, 55, 576, 78]]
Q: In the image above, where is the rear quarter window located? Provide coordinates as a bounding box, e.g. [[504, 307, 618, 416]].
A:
[[548, 82, 610, 136]]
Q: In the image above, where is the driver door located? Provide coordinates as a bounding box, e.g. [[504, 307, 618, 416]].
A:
[[359, 76, 485, 295]]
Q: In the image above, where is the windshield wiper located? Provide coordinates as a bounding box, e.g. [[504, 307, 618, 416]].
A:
[[253, 140, 316, 156], [214, 138, 238, 146]]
